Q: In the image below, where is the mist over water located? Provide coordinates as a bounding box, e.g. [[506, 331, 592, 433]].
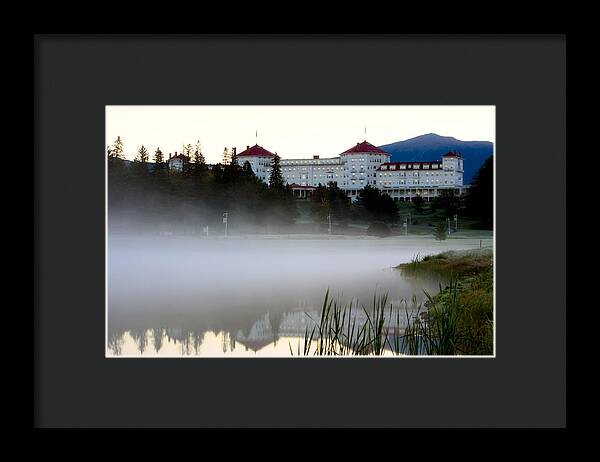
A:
[[107, 234, 490, 356]]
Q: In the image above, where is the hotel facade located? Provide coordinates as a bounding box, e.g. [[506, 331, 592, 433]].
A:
[[234, 140, 467, 201]]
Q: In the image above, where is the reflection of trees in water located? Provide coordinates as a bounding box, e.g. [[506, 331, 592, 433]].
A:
[[268, 311, 283, 345], [152, 327, 164, 353], [107, 329, 125, 355], [108, 305, 304, 355], [130, 328, 149, 354], [179, 328, 194, 356], [193, 330, 204, 355], [221, 331, 230, 353]]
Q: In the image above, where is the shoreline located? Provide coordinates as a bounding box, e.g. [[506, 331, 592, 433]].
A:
[[108, 232, 494, 241]]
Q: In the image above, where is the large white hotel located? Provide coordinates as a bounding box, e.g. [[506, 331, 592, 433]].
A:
[[233, 140, 467, 202]]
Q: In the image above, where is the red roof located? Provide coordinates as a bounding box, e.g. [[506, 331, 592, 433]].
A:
[[341, 141, 389, 155], [442, 151, 462, 158], [169, 153, 189, 161], [237, 144, 275, 158]]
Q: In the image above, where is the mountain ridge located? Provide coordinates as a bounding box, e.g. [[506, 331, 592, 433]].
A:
[[378, 133, 493, 184]]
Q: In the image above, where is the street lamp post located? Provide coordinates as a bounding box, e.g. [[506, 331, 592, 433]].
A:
[[223, 211, 228, 237], [454, 214, 458, 232]]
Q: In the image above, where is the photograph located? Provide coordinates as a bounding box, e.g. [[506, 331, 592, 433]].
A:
[[106, 105, 495, 358]]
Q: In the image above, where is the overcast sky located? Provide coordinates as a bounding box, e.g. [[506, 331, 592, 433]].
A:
[[106, 106, 495, 163]]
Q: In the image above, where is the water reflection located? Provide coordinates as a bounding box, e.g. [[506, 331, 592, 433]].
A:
[[107, 236, 489, 357], [107, 302, 429, 356]]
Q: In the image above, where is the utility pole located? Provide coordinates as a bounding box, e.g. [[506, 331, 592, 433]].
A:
[[223, 211, 228, 237]]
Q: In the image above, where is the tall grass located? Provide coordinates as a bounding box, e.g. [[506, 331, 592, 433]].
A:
[[291, 289, 397, 356], [292, 266, 492, 356], [401, 278, 460, 355], [287, 248, 494, 356], [292, 289, 433, 356]]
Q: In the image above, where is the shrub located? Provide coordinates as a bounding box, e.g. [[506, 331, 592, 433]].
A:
[[367, 222, 391, 237]]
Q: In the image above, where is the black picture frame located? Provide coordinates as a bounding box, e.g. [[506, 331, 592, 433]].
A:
[[34, 34, 566, 428]]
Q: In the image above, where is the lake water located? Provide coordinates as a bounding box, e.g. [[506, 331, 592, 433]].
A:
[[107, 235, 492, 357]]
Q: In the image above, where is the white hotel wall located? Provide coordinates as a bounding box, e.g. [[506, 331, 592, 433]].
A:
[[235, 151, 465, 201]]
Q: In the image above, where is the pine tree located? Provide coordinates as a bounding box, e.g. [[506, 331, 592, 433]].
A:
[[135, 145, 149, 163], [190, 142, 207, 176], [230, 147, 238, 166], [109, 136, 124, 159], [153, 147, 164, 165], [193, 142, 206, 166], [242, 160, 254, 177], [183, 143, 193, 159], [269, 153, 285, 189]]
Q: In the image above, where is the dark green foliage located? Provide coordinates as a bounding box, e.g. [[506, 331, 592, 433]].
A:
[[311, 181, 352, 228], [153, 147, 164, 165], [465, 155, 493, 228], [412, 194, 425, 212], [433, 221, 448, 240], [269, 153, 285, 190], [135, 145, 149, 163], [241, 160, 254, 177], [108, 152, 297, 235], [367, 222, 391, 237], [108, 136, 124, 159], [355, 185, 399, 224], [431, 189, 462, 215], [191, 144, 207, 174]]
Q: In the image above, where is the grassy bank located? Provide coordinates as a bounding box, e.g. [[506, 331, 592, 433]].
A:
[[293, 248, 493, 356], [398, 248, 493, 277], [397, 248, 494, 355]]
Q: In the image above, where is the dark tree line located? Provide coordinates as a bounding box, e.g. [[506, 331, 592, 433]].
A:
[[108, 137, 493, 234], [465, 155, 493, 228], [309, 183, 400, 229], [107, 138, 298, 235]]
